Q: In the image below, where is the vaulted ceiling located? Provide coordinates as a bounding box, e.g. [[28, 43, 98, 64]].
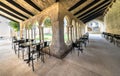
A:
[[0, 0, 113, 23]]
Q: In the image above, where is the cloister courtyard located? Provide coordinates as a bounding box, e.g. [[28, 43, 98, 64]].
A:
[[0, 0, 120, 76]]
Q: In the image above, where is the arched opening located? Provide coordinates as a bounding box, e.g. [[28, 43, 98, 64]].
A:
[[42, 17, 52, 43], [86, 20, 105, 34], [33, 21, 39, 42], [64, 16, 70, 43], [72, 20, 76, 42]]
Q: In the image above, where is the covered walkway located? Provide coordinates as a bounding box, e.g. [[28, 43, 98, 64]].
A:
[[0, 34, 120, 76]]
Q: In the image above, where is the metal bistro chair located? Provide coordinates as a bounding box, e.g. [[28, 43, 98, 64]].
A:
[[72, 40, 83, 56], [18, 39, 26, 59], [30, 43, 45, 71], [43, 41, 50, 56]]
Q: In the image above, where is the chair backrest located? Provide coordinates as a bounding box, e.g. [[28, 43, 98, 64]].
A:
[[26, 39, 29, 42], [44, 41, 47, 47], [36, 44, 40, 51]]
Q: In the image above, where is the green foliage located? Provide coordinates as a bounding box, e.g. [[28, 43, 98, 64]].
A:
[[27, 23, 32, 30], [9, 21, 20, 32], [44, 18, 52, 27]]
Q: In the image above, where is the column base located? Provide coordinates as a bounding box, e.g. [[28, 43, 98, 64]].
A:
[[49, 44, 72, 59]]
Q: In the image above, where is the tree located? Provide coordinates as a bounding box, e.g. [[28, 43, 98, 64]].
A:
[[9, 21, 20, 32], [44, 18, 52, 27]]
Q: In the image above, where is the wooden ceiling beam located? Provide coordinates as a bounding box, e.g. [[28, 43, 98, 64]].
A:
[[81, 11, 104, 23], [79, 1, 111, 19], [0, 2, 28, 19], [81, 7, 106, 21], [6, 0, 34, 16], [1, 0, 32, 18], [69, 0, 87, 11], [83, 13, 103, 23], [0, 7, 24, 21], [24, 0, 42, 11], [0, 6, 26, 20], [13, 0, 39, 15], [0, 11, 22, 22], [70, 0, 93, 14], [75, 0, 104, 17], [56, 0, 59, 2]]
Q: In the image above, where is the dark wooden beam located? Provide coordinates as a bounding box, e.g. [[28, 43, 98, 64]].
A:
[[0, 2, 28, 19], [80, 8, 106, 20], [74, 0, 100, 15], [68, 0, 87, 11], [82, 11, 104, 23], [56, 0, 59, 2], [0, 14, 19, 23], [6, 0, 34, 16], [0, 7, 24, 21], [24, 0, 42, 11], [77, 0, 110, 18]]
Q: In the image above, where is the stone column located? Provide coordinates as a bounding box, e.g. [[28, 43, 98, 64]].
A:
[[66, 26, 69, 41], [20, 22, 23, 39], [69, 25, 73, 41], [75, 25, 77, 40], [38, 26, 41, 42], [50, 20, 67, 58], [41, 27, 44, 43]]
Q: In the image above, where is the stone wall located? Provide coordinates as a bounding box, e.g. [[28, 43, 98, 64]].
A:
[[104, 0, 120, 34]]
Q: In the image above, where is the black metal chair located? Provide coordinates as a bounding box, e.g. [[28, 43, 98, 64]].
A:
[[43, 41, 51, 56], [18, 40, 26, 59], [72, 41, 83, 56], [30, 43, 45, 71]]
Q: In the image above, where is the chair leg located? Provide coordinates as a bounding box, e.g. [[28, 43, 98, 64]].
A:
[[49, 48, 51, 57], [78, 50, 79, 56], [41, 55, 45, 63], [31, 53, 34, 71], [14, 44, 17, 54], [18, 48, 20, 58], [22, 49, 24, 59]]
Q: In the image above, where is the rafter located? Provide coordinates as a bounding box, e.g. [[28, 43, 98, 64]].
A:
[[24, 0, 42, 11], [71, 0, 93, 14], [75, 0, 104, 17], [1, 0, 32, 18], [0, 11, 22, 22], [69, 0, 87, 11], [14, 0, 39, 15], [1, 7, 24, 21], [81, 7, 106, 21], [79, 1, 111, 19], [0, 6, 26, 20]]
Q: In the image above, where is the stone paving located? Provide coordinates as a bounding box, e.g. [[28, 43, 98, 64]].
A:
[[0, 34, 120, 76]]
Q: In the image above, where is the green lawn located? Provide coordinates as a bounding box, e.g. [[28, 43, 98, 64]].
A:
[[35, 33, 68, 41]]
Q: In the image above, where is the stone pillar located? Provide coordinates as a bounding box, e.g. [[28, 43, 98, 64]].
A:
[[75, 25, 77, 40], [69, 25, 73, 41], [50, 20, 67, 58], [66, 26, 69, 41], [41, 27, 44, 43], [38, 26, 41, 42], [20, 22, 23, 39]]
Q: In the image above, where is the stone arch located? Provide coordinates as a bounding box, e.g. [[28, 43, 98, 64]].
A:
[[40, 16, 53, 42], [63, 15, 71, 43], [76, 22, 79, 39], [64, 15, 71, 26], [72, 19, 76, 42]]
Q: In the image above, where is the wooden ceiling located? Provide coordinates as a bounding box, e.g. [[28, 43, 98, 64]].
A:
[[0, 0, 113, 23]]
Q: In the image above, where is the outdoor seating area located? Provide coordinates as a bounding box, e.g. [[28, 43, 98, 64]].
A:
[[12, 36, 50, 71], [102, 32, 120, 47], [72, 33, 89, 55], [0, 0, 120, 76]]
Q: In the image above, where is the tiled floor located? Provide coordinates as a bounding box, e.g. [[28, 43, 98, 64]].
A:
[[0, 34, 120, 76]]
